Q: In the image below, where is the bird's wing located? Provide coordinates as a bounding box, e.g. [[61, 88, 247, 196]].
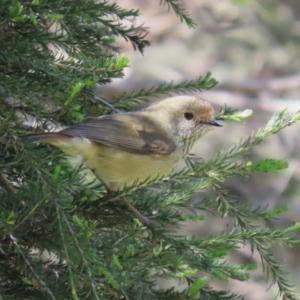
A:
[[60, 114, 176, 155]]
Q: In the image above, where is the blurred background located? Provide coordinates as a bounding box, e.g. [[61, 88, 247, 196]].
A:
[[100, 1, 300, 299]]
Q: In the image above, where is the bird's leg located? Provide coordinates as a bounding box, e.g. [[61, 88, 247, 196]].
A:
[[118, 197, 152, 226], [90, 165, 152, 226], [100, 180, 152, 226], [93, 95, 122, 114]]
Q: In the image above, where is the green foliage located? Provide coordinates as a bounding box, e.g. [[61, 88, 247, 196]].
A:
[[232, 0, 251, 6], [263, 206, 290, 220], [217, 107, 253, 122], [160, 0, 197, 28], [247, 159, 288, 173], [113, 73, 218, 111], [0, 1, 300, 300]]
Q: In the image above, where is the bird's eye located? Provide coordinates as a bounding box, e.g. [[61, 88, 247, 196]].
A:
[[184, 112, 194, 120]]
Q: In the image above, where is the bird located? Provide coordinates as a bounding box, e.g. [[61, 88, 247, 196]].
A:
[[24, 95, 222, 224]]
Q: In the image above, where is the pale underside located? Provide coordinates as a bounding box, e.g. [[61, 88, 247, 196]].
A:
[[51, 137, 182, 191]]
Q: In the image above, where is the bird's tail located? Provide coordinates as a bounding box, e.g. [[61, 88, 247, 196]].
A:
[[21, 132, 62, 143]]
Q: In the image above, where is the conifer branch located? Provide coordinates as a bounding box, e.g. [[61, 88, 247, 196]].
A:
[[55, 198, 101, 300], [113, 73, 218, 110], [160, 0, 197, 28], [96, 18, 150, 53], [199, 288, 245, 300], [9, 233, 56, 300], [2, 1, 300, 299]]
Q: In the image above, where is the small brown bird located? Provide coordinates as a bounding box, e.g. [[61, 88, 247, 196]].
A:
[[25, 95, 221, 224]]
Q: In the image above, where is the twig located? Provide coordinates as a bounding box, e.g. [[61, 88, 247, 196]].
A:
[[94, 95, 122, 114]]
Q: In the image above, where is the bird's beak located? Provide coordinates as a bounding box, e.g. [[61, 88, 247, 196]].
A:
[[202, 118, 222, 127]]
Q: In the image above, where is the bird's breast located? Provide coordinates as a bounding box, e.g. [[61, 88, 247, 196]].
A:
[[52, 137, 183, 191], [94, 144, 182, 191]]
